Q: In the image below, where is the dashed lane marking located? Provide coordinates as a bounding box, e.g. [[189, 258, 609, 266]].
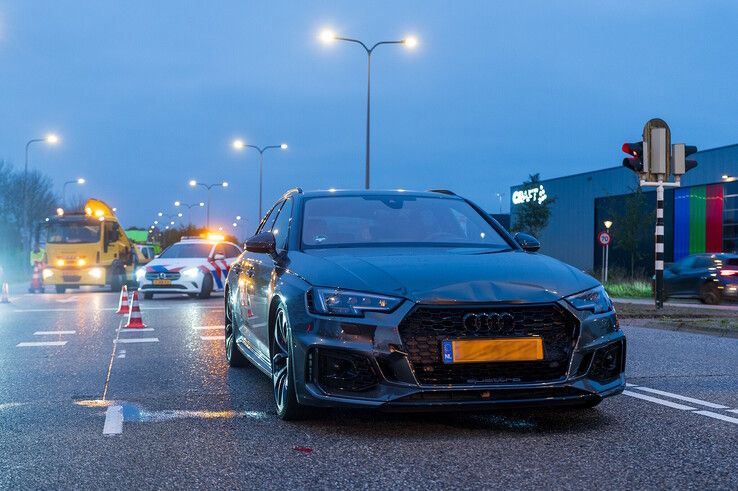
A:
[[33, 330, 76, 335], [120, 328, 155, 332], [114, 338, 159, 344], [629, 386, 730, 409], [622, 390, 696, 410], [201, 335, 225, 341], [117, 349, 126, 359], [103, 405, 123, 435], [693, 410, 738, 425], [16, 341, 68, 347]]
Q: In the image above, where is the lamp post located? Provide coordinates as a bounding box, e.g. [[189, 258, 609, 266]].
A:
[[188, 180, 228, 229], [603, 220, 613, 283], [232, 139, 287, 221], [320, 29, 417, 189], [22, 134, 59, 258], [62, 177, 85, 205], [174, 200, 205, 227]]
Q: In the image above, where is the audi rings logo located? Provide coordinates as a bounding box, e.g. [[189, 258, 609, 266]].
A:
[[462, 312, 515, 334], [159, 272, 167, 279]]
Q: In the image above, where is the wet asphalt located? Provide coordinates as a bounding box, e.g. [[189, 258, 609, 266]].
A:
[[0, 290, 736, 490]]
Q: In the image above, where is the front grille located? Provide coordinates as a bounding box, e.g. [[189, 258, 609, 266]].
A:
[[398, 304, 578, 385], [145, 272, 181, 280], [62, 275, 82, 282]]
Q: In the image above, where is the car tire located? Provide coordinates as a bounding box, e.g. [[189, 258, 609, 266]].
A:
[[700, 283, 720, 305], [198, 274, 213, 299], [55, 285, 66, 294], [271, 304, 309, 421], [225, 295, 248, 368], [143, 292, 154, 300]]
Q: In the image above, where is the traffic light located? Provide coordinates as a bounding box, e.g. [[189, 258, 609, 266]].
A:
[[672, 144, 698, 176], [622, 142, 645, 173]]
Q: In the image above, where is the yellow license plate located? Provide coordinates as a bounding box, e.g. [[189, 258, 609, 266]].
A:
[[441, 338, 544, 364], [153, 279, 171, 286]]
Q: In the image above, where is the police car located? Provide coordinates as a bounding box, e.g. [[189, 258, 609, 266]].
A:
[[136, 236, 242, 299]]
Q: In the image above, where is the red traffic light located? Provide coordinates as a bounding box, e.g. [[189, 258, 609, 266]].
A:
[[622, 142, 643, 157]]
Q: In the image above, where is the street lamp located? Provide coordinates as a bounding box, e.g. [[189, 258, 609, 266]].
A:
[[22, 133, 60, 257], [232, 139, 288, 220], [189, 180, 228, 229], [320, 29, 417, 189], [174, 200, 205, 226], [62, 177, 85, 204]]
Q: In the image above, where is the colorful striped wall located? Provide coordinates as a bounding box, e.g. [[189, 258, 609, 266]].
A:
[[674, 184, 724, 261]]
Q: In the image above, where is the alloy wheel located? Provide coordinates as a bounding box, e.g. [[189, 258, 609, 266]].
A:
[[271, 308, 290, 412], [225, 300, 234, 361]]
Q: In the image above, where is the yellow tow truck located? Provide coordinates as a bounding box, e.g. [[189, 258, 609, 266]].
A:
[[44, 199, 135, 293]]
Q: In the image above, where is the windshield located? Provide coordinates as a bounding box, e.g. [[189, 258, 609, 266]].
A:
[[301, 195, 511, 249], [158, 243, 213, 259], [47, 221, 101, 244]]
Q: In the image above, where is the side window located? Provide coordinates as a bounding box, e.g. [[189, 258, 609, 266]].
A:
[[694, 257, 712, 269], [256, 201, 283, 234], [224, 244, 241, 258], [271, 199, 293, 251]]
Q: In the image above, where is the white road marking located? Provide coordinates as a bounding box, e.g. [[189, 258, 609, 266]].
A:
[[55, 296, 78, 303], [16, 341, 68, 347], [193, 325, 222, 330], [693, 410, 738, 425], [728, 409, 738, 415], [114, 338, 159, 344], [33, 330, 76, 335], [120, 328, 155, 332], [103, 405, 124, 435], [622, 390, 696, 410], [117, 349, 126, 359], [629, 386, 729, 409], [0, 403, 26, 410], [625, 383, 639, 387], [200, 335, 225, 341]]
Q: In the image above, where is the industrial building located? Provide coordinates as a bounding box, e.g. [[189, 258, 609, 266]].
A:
[[509, 144, 738, 274]]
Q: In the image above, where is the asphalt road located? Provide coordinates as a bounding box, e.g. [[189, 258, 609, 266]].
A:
[[1, 289, 737, 490]]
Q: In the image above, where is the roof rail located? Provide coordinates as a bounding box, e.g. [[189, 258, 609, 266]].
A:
[[282, 187, 303, 198], [428, 189, 457, 196]]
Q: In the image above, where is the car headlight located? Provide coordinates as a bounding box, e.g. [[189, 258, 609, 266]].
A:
[[309, 288, 402, 317], [135, 268, 146, 280], [565, 286, 612, 314], [42, 269, 54, 279], [182, 267, 199, 278]]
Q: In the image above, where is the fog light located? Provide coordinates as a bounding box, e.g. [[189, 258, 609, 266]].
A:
[[89, 268, 103, 279], [77, 258, 87, 267], [42, 269, 54, 279]]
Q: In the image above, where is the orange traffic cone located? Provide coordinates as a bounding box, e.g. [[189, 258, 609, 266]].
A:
[[116, 285, 129, 314], [124, 290, 146, 329], [1, 282, 9, 304]]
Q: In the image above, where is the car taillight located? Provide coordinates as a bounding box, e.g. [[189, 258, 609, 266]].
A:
[[720, 269, 738, 276]]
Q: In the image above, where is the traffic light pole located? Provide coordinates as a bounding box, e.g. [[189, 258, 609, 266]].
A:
[[655, 182, 665, 308], [640, 178, 681, 309]]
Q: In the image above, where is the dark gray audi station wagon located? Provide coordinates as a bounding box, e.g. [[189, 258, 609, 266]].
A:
[[224, 189, 625, 419]]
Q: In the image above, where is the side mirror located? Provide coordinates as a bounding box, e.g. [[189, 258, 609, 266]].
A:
[[514, 232, 541, 252], [245, 232, 276, 255], [213, 253, 226, 261]]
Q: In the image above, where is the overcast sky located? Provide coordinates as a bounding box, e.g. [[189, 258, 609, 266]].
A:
[[1, 1, 736, 233]]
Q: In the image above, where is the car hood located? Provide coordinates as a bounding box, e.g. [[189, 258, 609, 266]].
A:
[[289, 247, 599, 304]]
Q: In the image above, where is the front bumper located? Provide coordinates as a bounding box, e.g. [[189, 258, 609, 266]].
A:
[[138, 278, 202, 293], [287, 300, 626, 410], [43, 267, 107, 286]]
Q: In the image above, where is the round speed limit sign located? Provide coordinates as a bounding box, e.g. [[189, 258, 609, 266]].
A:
[[598, 231, 611, 246]]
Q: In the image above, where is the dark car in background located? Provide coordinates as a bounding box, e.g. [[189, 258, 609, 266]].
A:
[[224, 189, 625, 420], [663, 253, 738, 304]]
